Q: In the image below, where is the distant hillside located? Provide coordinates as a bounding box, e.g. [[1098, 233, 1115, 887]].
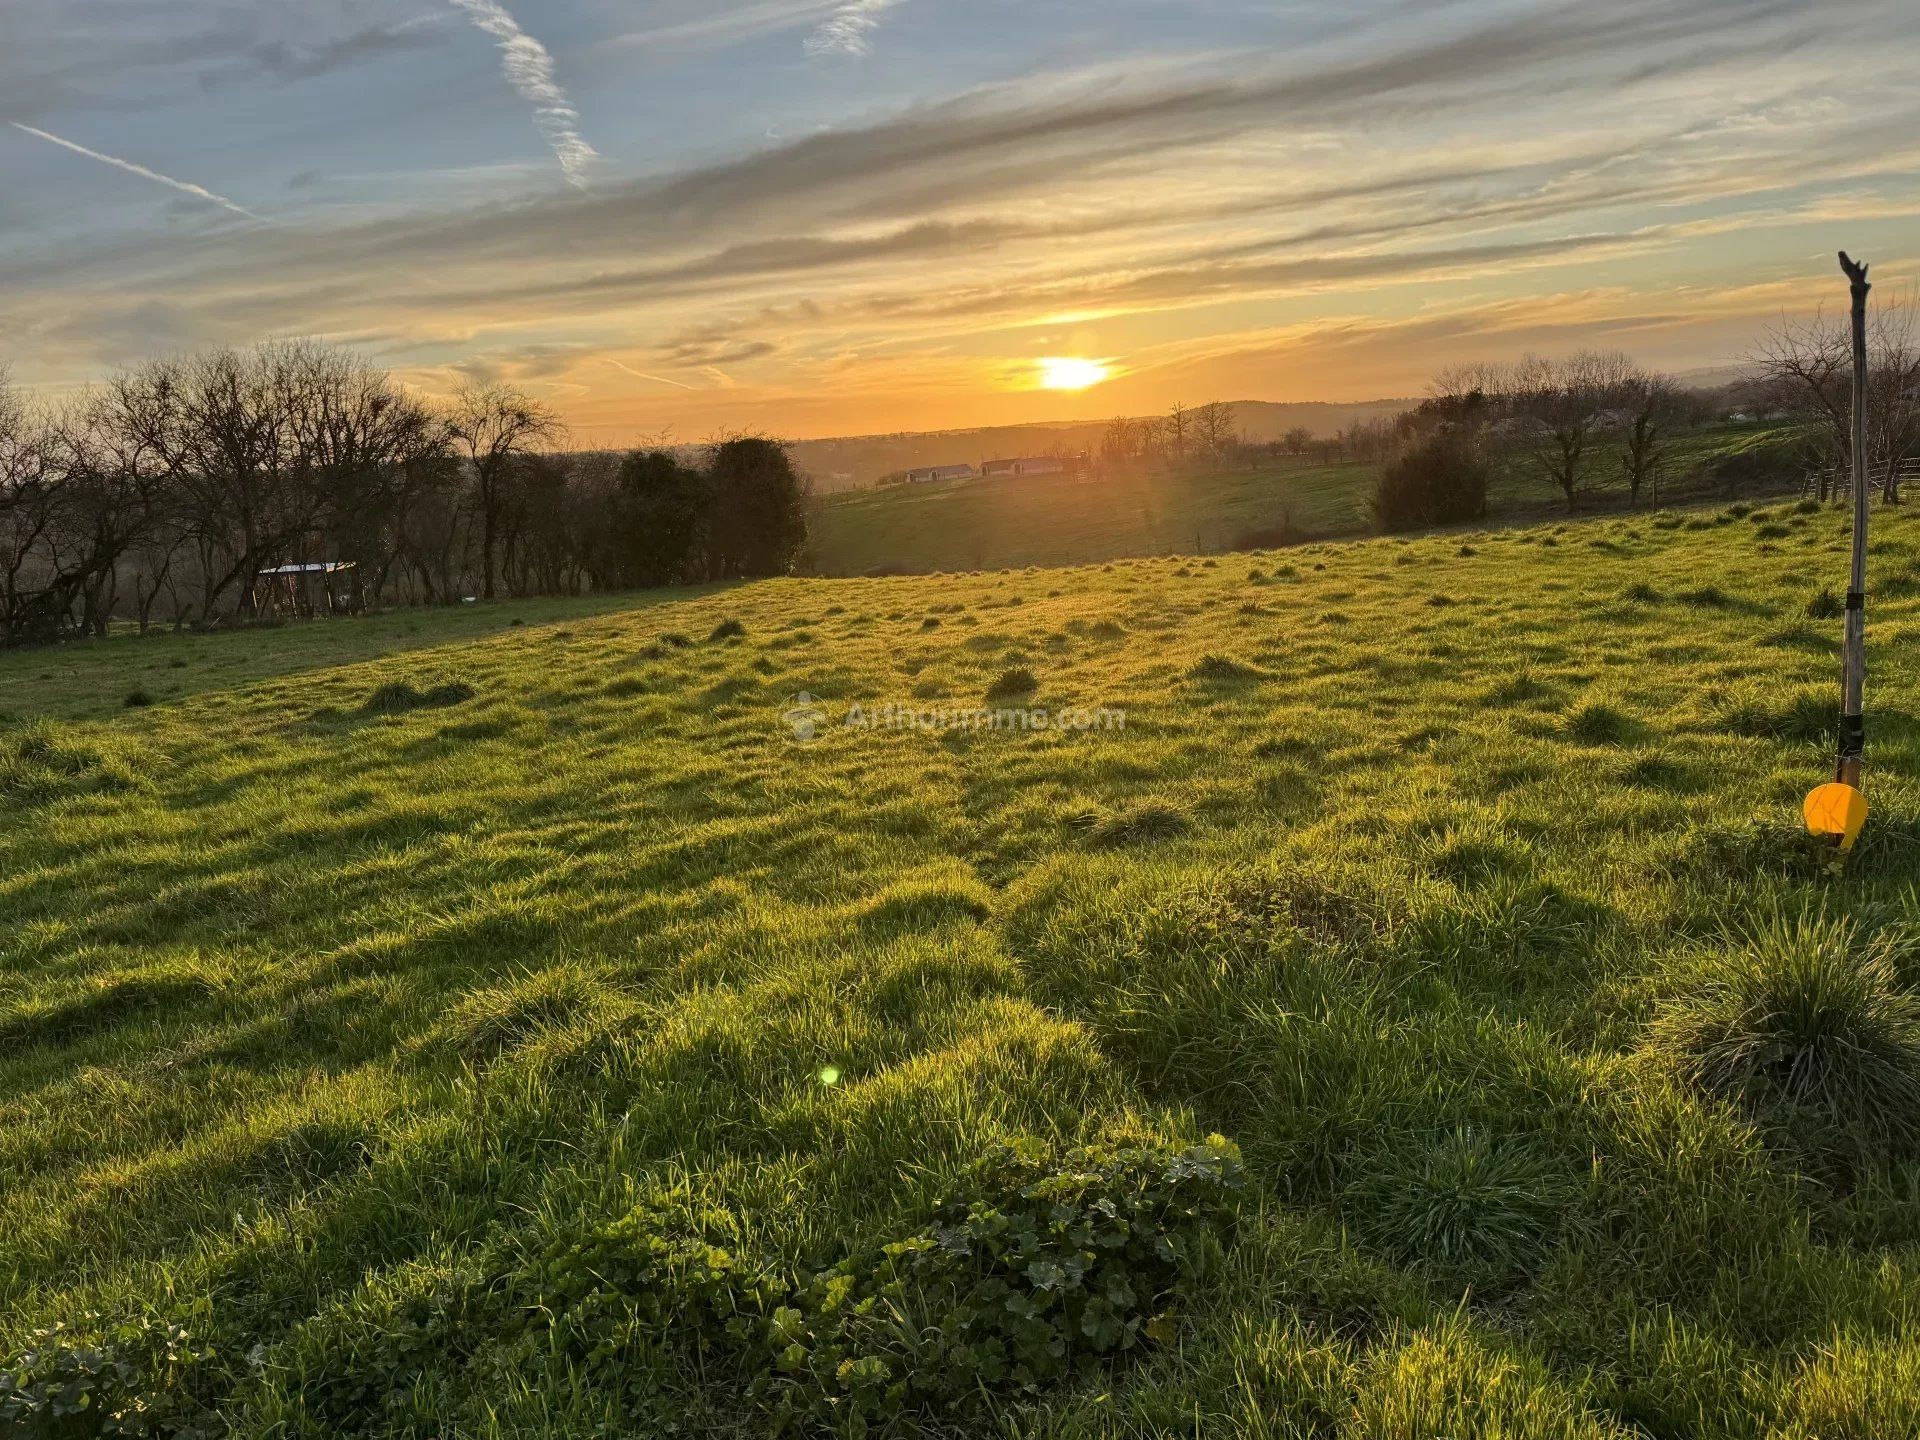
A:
[[787, 399, 1414, 493], [807, 422, 1807, 576]]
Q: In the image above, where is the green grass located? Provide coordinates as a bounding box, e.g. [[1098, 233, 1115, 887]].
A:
[[810, 457, 1382, 575], [5, 498, 1920, 1436], [807, 423, 1810, 577]]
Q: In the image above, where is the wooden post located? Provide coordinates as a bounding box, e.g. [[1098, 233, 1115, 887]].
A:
[[1837, 251, 1871, 789]]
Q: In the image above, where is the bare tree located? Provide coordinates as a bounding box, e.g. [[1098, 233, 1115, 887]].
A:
[[1510, 351, 1641, 511], [1281, 425, 1313, 455], [1100, 415, 1144, 469], [1747, 315, 1851, 499], [445, 381, 561, 599], [1192, 402, 1239, 465], [108, 343, 333, 620], [1747, 291, 1920, 502], [293, 351, 454, 604], [1340, 416, 1400, 464], [1164, 401, 1190, 467], [1618, 372, 1685, 508], [1870, 301, 1920, 503], [0, 372, 66, 645]]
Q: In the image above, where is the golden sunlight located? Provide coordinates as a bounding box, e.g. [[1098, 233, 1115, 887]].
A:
[[1036, 357, 1111, 391]]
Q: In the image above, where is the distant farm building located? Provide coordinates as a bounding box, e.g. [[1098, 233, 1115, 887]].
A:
[[906, 464, 976, 484], [981, 456, 1066, 478], [251, 561, 360, 618]]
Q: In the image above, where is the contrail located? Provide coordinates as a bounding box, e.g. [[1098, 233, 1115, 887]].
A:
[[607, 358, 697, 390], [9, 122, 264, 222], [805, 0, 904, 56], [448, 0, 597, 188]]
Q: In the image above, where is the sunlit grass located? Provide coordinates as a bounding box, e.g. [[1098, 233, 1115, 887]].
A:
[[3, 499, 1920, 1434]]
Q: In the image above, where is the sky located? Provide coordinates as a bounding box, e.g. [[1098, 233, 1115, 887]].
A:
[[2, 0, 1917, 443]]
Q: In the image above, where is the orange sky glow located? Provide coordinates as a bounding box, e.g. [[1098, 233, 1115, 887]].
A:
[[5, 0, 1917, 443]]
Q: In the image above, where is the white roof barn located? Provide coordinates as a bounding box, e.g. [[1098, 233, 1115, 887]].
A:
[[981, 456, 1065, 477]]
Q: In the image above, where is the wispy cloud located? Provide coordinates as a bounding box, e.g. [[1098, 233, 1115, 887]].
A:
[[447, 0, 597, 187], [8, 121, 265, 222], [607, 357, 699, 389], [805, 0, 904, 56]]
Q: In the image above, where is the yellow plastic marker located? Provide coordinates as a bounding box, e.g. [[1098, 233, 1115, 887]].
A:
[[1804, 783, 1869, 851]]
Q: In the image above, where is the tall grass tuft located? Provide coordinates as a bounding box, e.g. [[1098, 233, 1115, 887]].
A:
[[1652, 912, 1920, 1155], [1350, 1129, 1573, 1288], [985, 666, 1039, 701]]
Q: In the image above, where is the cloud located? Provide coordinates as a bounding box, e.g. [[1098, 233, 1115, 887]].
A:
[[446, 0, 598, 187], [8, 122, 265, 222], [239, 16, 448, 84], [611, 1, 849, 54], [4, 6, 453, 119], [607, 357, 699, 390], [805, 0, 904, 57], [6, 0, 1914, 425]]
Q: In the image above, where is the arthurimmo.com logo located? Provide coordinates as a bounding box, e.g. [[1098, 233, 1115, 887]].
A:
[[782, 693, 830, 742], [780, 693, 1124, 743]]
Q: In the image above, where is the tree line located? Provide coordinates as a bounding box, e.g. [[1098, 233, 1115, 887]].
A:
[[1372, 300, 1920, 532], [0, 341, 807, 647], [1379, 351, 1704, 527]]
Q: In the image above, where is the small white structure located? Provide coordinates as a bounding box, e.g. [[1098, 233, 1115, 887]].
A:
[[251, 561, 360, 617], [981, 456, 1065, 478], [906, 464, 976, 485]]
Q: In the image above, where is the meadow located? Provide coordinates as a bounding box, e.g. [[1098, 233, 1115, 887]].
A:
[[806, 424, 1805, 578], [4, 496, 1920, 1437]]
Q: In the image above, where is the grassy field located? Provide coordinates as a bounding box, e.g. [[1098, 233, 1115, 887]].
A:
[[5, 496, 1920, 1437], [807, 458, 1383, 576], [806, 424, 1808, 577]]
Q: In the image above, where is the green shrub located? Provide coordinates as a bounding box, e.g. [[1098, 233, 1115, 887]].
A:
[[1652, 913, 1920, 1155], [1372, 433, 1490, 533]]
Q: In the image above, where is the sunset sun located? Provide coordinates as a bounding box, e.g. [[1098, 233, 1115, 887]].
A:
[[1036, 357, 1111, 391]]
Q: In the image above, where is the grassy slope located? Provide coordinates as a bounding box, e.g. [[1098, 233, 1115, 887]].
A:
[[808, 458, 1383, 575], [5, 499, 1920, 1435], [807, 424, 1806, 578], [0, 591, 715, 724]]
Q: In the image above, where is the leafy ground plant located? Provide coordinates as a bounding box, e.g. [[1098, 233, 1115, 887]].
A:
[[0, 1312, 223, 1439]]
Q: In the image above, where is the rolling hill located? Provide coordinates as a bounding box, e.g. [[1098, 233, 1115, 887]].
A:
[[807, 423, 1808, 577], [785, 399, 1414, 493], [3, 497, 1919, 1438]]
